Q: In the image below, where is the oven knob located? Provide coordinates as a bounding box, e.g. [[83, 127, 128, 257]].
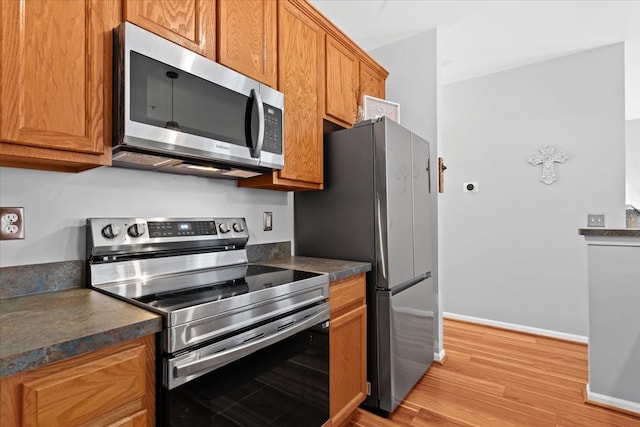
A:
[[219, 222, 231, 233], [232, 222, 245, 232], [127, 223, 146, 238], [101, 224, 121, 239]]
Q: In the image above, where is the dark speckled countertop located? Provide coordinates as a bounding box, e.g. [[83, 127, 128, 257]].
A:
[[256, 256, 371, 282], [579, 228, 640, 237], [0, 246, 365, 379], [0, 289, 161, 377]]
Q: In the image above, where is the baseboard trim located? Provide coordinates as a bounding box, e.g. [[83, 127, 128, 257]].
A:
[[433, 349, 447, 365], [443, 312, 588, 344], [585, 384, 640, 416]]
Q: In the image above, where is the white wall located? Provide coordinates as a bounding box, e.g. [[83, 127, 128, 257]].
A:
[[0, 166, 293, 267], [627, 119, 640, 207], [369, 29, 442, 355], [369, 31, 438, 144], [440, 43, 626, 337]]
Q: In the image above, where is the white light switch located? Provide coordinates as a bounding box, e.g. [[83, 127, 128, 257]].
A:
[[263, 212, 273, 231]]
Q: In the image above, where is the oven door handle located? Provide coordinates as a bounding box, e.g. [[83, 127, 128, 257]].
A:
[[173, 305, 330, 381]]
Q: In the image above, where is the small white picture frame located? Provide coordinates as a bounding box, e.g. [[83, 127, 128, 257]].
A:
[[362, 95, 400, 123]]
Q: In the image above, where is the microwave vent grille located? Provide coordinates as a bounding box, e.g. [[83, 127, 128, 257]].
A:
[[172, 163, 262, 178], [112, 151, 176, 167], [221, 169, 263, 178]]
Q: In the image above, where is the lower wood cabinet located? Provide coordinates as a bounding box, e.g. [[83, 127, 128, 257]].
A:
[[330, 273, 367, 427], [0, 335, 155, 427]]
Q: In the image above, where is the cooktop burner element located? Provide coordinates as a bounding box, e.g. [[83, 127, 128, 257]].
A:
[[130, 265, 321, 312]]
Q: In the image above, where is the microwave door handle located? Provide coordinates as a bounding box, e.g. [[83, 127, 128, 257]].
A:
[[250, 88, 265, 158]]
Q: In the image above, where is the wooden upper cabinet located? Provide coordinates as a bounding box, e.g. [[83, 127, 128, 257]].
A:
[[359, 61, 386, 104], [239, 0, 324, 191], [123, 0, 216, 60], [278, 1, 323, 185], [0, 0, 116, 172], [217, 0, 277, 88], [325, 36, 359, 127]]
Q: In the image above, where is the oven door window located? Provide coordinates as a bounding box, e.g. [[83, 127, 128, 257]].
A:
[[129, 52, 258, 149], [163, 324, 329, 427]]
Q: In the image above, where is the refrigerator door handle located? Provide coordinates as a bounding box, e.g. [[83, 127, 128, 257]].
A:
[[426, 157, 431, 194], [391, 272, 431, 295], [376, 194, 387, 281]]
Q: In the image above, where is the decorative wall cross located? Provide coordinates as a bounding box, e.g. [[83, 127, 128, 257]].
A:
[[528, 146, 569, 185]]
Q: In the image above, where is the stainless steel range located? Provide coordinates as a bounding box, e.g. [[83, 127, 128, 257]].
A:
[[86, 217, 330, 427]]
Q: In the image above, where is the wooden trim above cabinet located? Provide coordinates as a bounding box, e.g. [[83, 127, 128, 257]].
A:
[[239, 171, 324, 191], [0, 142, 110, 172]]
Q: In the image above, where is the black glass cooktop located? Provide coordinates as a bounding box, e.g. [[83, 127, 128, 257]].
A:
[[133, 265, 321, 312]]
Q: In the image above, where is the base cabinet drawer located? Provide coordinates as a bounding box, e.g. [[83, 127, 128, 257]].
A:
[[0, 335, 155, 427]]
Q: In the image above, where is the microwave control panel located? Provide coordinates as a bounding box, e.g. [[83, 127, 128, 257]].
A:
[[263, 104, 283, 155]]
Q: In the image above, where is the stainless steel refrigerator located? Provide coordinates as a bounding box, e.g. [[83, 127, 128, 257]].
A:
[[295, 117, 434, 416]]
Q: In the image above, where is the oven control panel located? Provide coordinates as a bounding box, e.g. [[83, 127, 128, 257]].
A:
[[147, 220, 218, 238], [87, 217, 249, 255]]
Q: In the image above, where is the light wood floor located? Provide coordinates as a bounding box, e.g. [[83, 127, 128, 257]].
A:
[[348, 319, 640, 426]]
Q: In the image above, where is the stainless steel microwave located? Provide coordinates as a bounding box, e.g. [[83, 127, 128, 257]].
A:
[[112, 22, 284, 179]]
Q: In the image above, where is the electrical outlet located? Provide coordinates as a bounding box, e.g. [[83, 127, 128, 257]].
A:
[[1, 207, 25, 240], [463, 182, 479, 192], [587, 214, 605, 227], [263, 212, 273, 231]]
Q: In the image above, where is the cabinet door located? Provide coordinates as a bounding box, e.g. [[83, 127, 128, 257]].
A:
[[22, 345, 148, 425], [238, 0, 323, 191], [123, 0, 216, 60], [359, 61, 386, 102], [325, 36, 358, 126], [330, 304, 367, 426], [329, 274, 367, 426], [277, 0, 323, 185], [217, 0, 277, 88], [0, 336, 155, 427], [0, 0, 114, 170]]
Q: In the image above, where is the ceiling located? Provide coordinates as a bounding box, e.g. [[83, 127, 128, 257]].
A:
[[309, 0, 640, 120]]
